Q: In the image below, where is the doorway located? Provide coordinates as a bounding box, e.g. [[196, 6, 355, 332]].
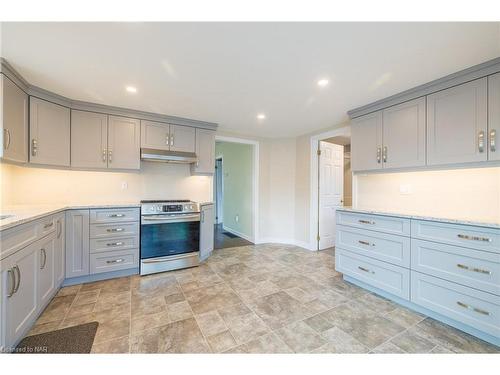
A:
[[215, 157, 223, 224]]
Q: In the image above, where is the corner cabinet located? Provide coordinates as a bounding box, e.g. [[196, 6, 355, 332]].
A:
[[29, 97, 71, 167], [191, 128, 215, 175], [107, 116, 141, 170], [1, 74, 28, 163], [427, 78, 488, 166], [199, 203, 215, 261]]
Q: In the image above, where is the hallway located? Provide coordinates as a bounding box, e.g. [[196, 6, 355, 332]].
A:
[[214, 224, 253, 249]]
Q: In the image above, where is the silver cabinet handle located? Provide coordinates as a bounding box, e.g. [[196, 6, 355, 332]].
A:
[[456, 263, 491, 275], [109, 213, 125, 218], [40, 248, 47, 269], [456, 301, 490, 316], [358, 219, 375, 225], [31, 139, 38, 156], [108, 149, 113, 163], [490, 129, 497, 152], [170, 134, 174, 146], [44, 222, 54, 229], [383, 146, 387, 163], [102, 149, 107, 162], [106, 258, 124, 264], [106, 242, 124, 247], [166, 135, 170, 146], [3, 129, 11, 150], [358, 266, 375, 274], [107, 228, 124, 232], [478, 130, 485, 153], [457, 234, 491, 242], [7, 268, 16, 297], [358, 240, 375, 247], [13, 265, 20, 293], [376, 147, 381, 163]]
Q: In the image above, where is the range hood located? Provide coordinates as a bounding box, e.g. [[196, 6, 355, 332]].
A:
[[141, 148, 198, 164]]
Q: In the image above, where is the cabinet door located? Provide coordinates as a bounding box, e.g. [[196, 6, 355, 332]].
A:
[[199, 204, 214, 261], [141, 120, 170, 151], [351, 111, 383, 171], [54, 214, 65, 286], [29, 97, 71, 166], [1, 74, 28, 163], [71, 110, 108, 168], [427, 78, 487, 166], [37, 234, 56, 309], [169, 124, 196, 153], [382, 97, 426, 169], [3, 241, 38, 347], [488, 73, 500, 161], [65, 210, 90, 278], [191, 128, 215, 175], [108, 116, 140, 169]]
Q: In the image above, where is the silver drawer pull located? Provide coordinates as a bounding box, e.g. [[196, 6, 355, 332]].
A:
[[358, 266, 375, 274], [490, 129, 497, 152], [456, 264, 491, 275], [43, 222, 54, 229], [106, 242, 124, 247], [7, 268, 16, 297], [109, 214, 125, 218], [107, 228, 125, 232], [358, 219, 375, 225], [358, 240, 375, 247], [478, 130, 485, 153], [40, 248, 47, 269], [456, 301, 490, 316], [13, 265, 20, 293], [457, 234, 491, 242], [106, 258, 124, 264], [376, 147, 381, 164]]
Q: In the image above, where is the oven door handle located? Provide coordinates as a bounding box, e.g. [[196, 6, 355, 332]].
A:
[[141, 214, 200, 224]]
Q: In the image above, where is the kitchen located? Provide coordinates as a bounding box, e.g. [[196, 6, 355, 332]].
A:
[[1, 19, 500, 368]]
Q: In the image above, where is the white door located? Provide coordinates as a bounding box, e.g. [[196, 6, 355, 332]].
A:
[[200, 203, 215, 261], [215, 158, 223, 224], [318, 141, 344, 250]]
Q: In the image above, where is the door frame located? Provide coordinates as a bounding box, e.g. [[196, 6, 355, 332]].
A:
[[214, 156, 224, 224], [309, 125, 351, 250], [214, 135, 259, 243]]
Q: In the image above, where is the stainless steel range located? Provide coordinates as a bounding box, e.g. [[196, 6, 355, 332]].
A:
[[140, 200, 201, 275]]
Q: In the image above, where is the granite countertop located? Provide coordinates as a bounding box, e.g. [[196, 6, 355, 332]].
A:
[[338, 207, 500, 229], [0, 202, 141, 231]]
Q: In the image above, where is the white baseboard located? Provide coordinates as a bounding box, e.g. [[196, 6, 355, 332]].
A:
[[222, 225, 254, 243], [256, 237, 317, 251]]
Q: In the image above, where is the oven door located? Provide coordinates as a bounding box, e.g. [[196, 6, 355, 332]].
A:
[[140, 213, 200, 260]]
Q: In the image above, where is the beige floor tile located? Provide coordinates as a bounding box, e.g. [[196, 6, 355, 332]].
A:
[[167, 301, 194, 322], [383, 306, 426, 328], [91, 336, 130, 353], [243, 332, 293, 353], [275, 320, 326, 353], [319, 327, 369, 353], [73, 290, 100, 306], [66, 302, 96, 319], [195, 310, 227, 337], [28, 321, 62, 336], [370, 342, 406, 354], [303, 314, 334, 333], [131, 311, 170, 335], [390, 330, 437, 353], [56, 285, 81, 297], [206, 330, 237, 353]]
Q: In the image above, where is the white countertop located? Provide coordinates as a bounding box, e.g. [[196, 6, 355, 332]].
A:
[[0, 202, 141, 231], [338, 207, 500, 229]]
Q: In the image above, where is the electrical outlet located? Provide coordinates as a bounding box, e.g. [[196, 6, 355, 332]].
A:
[[399, 184, 412, 195], [121, 181, 128, 190], [235, 215, 239, 223]]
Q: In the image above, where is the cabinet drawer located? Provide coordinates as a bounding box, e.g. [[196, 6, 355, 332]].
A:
[[0, 221, 38, 260], [336, 225, 410, 267], [37, 215, 57, 238], [411, 239, 500, 296], [89, 208, 139, 224], [90, 236, 139, 253], [335, 248, 410, 300], [90, 249, 139, 274], [412, 220, 500, 254], [411, 271, 500, 338], [336, 211, 410, 236], [90, 222, 139, 239]]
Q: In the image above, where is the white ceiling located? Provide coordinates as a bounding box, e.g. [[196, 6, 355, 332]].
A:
[[1, 22, 499, 138]]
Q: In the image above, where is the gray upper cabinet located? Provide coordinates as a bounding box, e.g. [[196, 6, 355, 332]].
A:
[[191, 128, 215, 175], [71, 110, 108, 169], [351, 111, 383, 172], [382, 97, 426, 169], [427, 78, 488, 166], [170, 125, 195, 153], [108, 116, 141, 170], [141, 120, 170, 151], [488, 73, 500, 161], [29, 97, 71, 167], [1, 74, 28, 163]]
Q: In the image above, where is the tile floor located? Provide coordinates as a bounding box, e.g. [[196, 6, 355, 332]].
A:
[[27, 244, 499, 353]]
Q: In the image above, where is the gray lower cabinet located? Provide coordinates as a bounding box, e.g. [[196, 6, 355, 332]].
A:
[[427, 78, 488, 166], [351, 111, 383, 172], [37, 233, 56, 309], [108, 116, 141, 170], [71, 110, 108, 169], [29, 97, 71, 167], [54, 214, 65, 286], [199, 203, 215, 261], [1, 74, 28, 163], [191, 128, 215, 175], [65, 210, 90, 278], [488, 72, 500, 161]]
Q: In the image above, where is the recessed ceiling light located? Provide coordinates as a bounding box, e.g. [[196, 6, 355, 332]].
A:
[[317, 79, 329, 87], [126, 86, 137, 93], [257, 113, 266, 120]]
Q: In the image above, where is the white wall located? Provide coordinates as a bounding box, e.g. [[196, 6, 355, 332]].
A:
[[0, 162, 212, 206]]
